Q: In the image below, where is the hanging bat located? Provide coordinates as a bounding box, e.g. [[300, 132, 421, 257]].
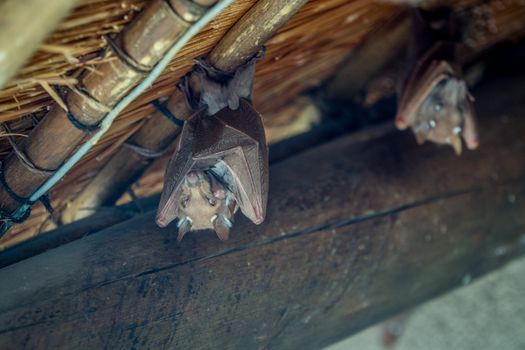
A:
[[156, 55, 268, 241], [395, 9, 479, 155]]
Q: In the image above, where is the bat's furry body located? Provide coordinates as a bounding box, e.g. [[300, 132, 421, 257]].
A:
[[172, 169, 237, 241], [396, 9, 479, 154], [156, 55, 268, 241]]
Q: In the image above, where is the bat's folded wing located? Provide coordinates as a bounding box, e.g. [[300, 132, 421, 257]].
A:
[[193, 99, 269, 224], [157, 98, 269, 228], [156, 121, 197, 227]]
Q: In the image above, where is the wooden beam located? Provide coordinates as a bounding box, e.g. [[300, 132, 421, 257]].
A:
[[0, 195, 160, 268], [0, 76, 524, 349], [1, 120, 391, 266]]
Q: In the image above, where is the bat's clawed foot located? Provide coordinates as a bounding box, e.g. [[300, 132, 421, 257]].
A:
[[192, 51, 263, 116]]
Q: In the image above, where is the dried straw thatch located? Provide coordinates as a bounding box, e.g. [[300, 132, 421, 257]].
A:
[[0, 0, 524, 248]]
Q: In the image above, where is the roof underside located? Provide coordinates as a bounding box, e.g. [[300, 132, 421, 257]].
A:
[[0, 0, 524, 247]]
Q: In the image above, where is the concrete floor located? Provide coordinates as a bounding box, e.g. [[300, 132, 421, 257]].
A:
[[326, 256, 525, 350]]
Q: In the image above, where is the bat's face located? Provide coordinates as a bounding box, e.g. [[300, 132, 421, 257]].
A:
[[175, 170, 238, 241]]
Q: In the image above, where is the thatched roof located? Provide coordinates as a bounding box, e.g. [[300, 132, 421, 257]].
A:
[[0, 0, 524, 247]]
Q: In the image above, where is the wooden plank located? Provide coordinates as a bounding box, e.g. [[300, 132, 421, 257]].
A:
[[0, 76, 524, 349]]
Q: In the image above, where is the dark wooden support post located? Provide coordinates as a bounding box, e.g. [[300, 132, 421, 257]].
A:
[[0, 76, 524, 349]]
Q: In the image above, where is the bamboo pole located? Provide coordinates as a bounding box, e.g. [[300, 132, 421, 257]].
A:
[[61, 0, 309, 224], [0, 0, 220, 223], [0, 0, 77, 89]]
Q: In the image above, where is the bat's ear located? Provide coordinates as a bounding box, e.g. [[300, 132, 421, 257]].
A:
[[461, 97, 479, 150], [213, 215, 231, 241], [450, 133, 463, 155], [415, 130, 427, 144], [177, 218, 192, 242]]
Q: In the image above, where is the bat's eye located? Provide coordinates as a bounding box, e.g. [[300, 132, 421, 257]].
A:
[[180, 197, 189, 208], [433, 102, 442, 112], [208, 198, 217, 206]]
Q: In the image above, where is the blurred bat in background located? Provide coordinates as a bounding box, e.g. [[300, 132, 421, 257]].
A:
[[396, 9, 479, 155], [156, 55, 268, 241]]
